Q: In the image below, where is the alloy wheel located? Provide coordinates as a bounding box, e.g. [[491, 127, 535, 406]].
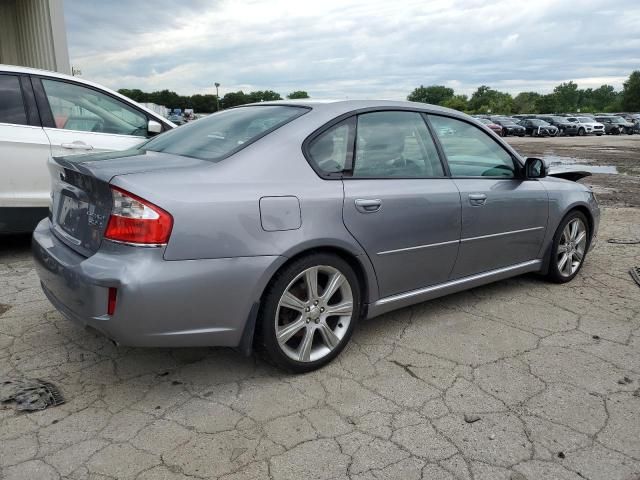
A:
[[557, 218, 587, 277], [275, 265, 353, 363]]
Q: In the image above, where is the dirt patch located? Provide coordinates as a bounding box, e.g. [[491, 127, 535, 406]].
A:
[[0, 303, 11, 316], [506, 136, 640, 207]]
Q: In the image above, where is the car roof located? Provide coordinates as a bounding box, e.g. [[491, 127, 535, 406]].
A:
[[249, 99, 466, 118], [0, 64, 175, 127]]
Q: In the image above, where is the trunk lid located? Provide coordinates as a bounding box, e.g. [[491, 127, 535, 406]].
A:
[[48, 149, 210, 257]]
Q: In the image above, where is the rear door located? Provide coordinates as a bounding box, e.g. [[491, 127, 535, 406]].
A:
[[33, 77, 153, 157], [0, 73, 52, 212], [307, 110, 461, 298], [428, 114, 548, 279]]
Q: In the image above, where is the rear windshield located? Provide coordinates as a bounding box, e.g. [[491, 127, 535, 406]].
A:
[[144, 105, 308, 161]]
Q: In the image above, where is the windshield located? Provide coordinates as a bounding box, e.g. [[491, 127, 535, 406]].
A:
[[529, 119, 549, 126], [144, 105, 307, 161], [578, 117, 593, 122]]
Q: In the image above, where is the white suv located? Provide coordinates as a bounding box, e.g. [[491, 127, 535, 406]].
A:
[[565, 116, 605, 136], [0, 65, 175, 233]]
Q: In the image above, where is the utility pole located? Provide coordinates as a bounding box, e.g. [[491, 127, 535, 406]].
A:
[[215, 82, 220, 111]]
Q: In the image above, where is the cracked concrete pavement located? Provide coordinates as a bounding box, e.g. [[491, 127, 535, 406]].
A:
[[1, 206, 639, 480]]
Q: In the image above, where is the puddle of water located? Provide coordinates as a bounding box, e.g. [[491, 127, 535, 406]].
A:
[[541, 155, 618, 174]]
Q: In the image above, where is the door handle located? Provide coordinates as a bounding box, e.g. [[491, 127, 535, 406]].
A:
[[469, 193, 487, 206], [355, 198, 382, 213], [61, 142, 94, 150]]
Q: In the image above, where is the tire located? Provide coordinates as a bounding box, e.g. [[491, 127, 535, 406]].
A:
[[545, 211, 590, 283], [577, 128, 585, 136], [259, 253, 361, 373]]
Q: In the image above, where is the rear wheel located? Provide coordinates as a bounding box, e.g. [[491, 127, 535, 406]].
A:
[[546, 211, 590, 283], [259, 253, 361, 372]]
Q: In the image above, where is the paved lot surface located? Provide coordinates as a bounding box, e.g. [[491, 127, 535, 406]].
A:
[[1, 138, 640, 479]]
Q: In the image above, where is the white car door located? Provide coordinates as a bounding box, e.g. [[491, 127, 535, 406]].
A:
[[0, 74, 51, 211], [36, 77, 152, 158]]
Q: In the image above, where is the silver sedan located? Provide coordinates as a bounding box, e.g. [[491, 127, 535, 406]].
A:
[[33, 100, 599, 372]]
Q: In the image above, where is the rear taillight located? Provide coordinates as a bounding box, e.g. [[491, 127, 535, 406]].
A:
[[104, 186, 173, 245]]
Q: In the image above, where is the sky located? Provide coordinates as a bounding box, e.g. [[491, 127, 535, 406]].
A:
[[63, 0, 640, 100]]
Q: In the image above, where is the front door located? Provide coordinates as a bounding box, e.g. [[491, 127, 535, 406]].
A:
[[428, 114, 548, 279], [340, 111, 461, 297]]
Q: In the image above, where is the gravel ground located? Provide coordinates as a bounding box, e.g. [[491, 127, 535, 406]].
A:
[[507, 134, 640, 208], [1, 137, 639, 480]]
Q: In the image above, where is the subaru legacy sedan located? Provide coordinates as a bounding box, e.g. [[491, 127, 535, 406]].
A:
[[33, 101, 599, 372]]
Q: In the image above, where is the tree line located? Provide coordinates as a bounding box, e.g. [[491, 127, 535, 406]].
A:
[[407, 71, 640, 114], [117, 70, 640, 115], [117, 88, 309, 113]]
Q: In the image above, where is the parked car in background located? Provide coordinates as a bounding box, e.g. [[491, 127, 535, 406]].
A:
[[518, 119, 559, 137], [537, 116, 579, 136], [565, 116, 605, 136], [477, 117, 503, 135], [0, 65, 175, 234], [490, 117, 526, 136], [167, 114, 185, 125], [594, 116, 635, 135], [32, 100, 599, 372]]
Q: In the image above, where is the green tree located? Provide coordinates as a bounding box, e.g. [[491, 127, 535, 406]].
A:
[[221, 91, 250, 108], [248, 90, 282, 102], [441, 94, 468, 112], [287, 90, 309, 99], [513, 92, 541, 113], [190, 94, 219, 113], [468, 86, 513, 114], [407, 85, 454, 105], [535, 94, 558, 114], [553, 81, 579, 112], [117, 88, 147, 103], [622, 71, 640, 111]]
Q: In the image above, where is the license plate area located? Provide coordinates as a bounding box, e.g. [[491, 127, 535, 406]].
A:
[[57, 194, 89, 240]]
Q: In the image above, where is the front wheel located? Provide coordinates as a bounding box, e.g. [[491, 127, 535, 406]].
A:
[[546, 211, 590, 283], [259, 254, 361, 372], [578, 128, 586, 136]]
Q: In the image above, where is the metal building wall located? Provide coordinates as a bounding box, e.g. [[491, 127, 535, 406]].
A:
[[0, 0, 71, 74]]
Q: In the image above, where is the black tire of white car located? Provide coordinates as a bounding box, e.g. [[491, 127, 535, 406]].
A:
[[546, 211, 590, 284], [259, 253, 361, 373]]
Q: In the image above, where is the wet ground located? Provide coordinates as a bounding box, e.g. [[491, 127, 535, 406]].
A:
[[1, 135, 639, 479], [507, 135, 640, 207]]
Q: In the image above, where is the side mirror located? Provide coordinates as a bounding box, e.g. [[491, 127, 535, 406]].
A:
[[147, 120, 162, 135], [524, 157, 547, 179]]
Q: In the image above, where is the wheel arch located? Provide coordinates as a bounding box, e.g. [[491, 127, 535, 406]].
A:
[[238, 244, 378, 355], [539, 204, 595, 275]]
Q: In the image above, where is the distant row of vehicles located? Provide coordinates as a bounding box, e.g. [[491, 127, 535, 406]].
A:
[[474, 113, 640, 137]]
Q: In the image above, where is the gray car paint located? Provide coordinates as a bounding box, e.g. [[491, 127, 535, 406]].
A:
[[32, 100, 600, 348]]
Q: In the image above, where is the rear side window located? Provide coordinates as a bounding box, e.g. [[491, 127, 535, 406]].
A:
[[145, 105, 307, 162], [353, 111, 444, 178], [0, 75, 28, 125], [307, 118, 354, 174], [429, 115, 516, 178]]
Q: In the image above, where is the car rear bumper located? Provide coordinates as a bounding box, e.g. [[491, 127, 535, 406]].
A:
[[33, 218, 282, 347]]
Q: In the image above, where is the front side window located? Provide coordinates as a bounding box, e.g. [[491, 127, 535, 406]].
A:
[[353, 111, 444, 178], [42, 79, 148, 136], [145, 105, 307, 162], [0, 75, 27, 125], [428, 115, 516, 178], [307, 118, 354, 174]]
